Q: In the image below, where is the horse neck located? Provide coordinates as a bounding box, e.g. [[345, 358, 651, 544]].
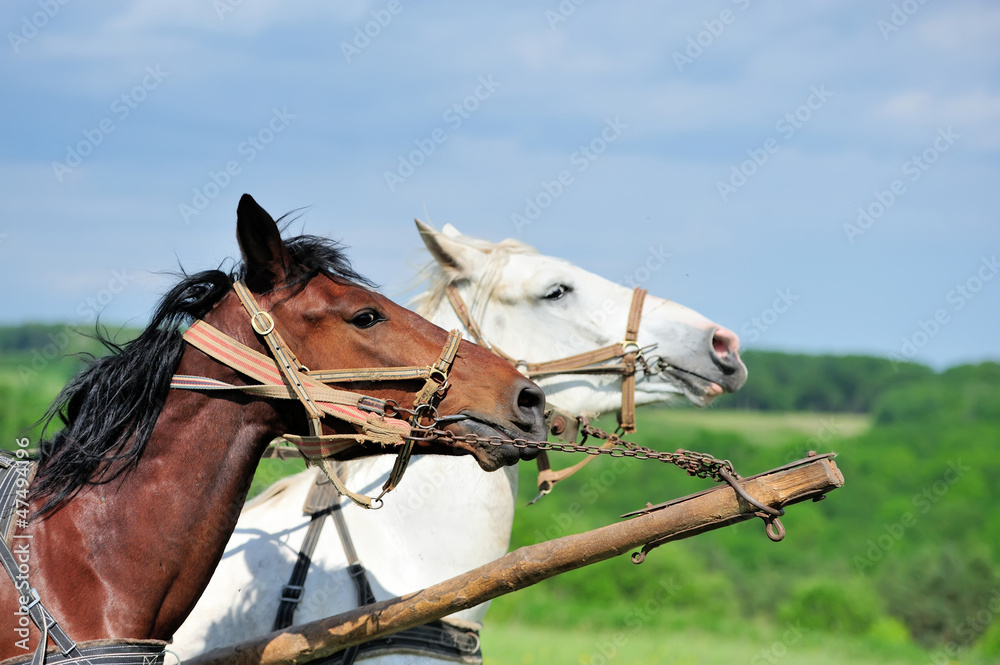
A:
[[26, 389, 285, 642]]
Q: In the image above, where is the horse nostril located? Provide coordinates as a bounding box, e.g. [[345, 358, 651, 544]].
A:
[[712, 327, 740, 358], [516, 382, 546, 427]]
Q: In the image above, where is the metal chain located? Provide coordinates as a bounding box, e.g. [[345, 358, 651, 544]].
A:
[[387, 403, 740, 484]]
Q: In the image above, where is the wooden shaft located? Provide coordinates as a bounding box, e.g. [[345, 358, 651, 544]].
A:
[[186, 455, 844, 665]]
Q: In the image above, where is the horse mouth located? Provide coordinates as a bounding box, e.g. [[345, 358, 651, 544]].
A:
[[659, 366, 728, 406], [446, 414, 538, 471]]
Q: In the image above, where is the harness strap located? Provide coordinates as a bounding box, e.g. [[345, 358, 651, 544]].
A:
[[305, 621, 482, 665], [173, 282, 465, 508], [273, 471, 478, 665], [307, 366, 434, 383], [273, 470, 376, 664], [618, 287, 647, 433], [233, 280, 325, 435], [175, 322, 411, 446], [444, 285, 645, 376], [0, 457, 90, 665], [382, 329, 463, 498], [531, 439, 617, 504], [444, 283, 650, 497], [272, 510, 327, 632]]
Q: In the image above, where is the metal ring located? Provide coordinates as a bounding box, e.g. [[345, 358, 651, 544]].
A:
[[412, 404, 439, 429], [428, 367, 448, 384], [621, 340, 641, 356], [251, 311, 275, 335]]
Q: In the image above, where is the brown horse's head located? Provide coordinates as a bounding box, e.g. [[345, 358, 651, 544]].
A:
[[206, 194, 546, 471]]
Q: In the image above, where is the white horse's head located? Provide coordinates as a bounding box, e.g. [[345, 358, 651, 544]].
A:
[[412, 222, 748, 418]]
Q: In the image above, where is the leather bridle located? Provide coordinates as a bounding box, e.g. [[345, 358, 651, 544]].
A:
[[444, 283, 649, 431], [170, 279, 463, 509], [443, 281, 652, 498]]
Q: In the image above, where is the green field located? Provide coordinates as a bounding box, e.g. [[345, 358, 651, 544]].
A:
[[2, 326, 998, 663], [480, 621, 937, 665], [636, 407, 870, 447]]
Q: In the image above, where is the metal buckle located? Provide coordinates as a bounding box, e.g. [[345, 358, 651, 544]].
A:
[[427, 367, 448, 386], [280, 584, 304, 603], [24, 588, 42, 612], [620, 340, 642, 358], [251, 310, 275, 335]]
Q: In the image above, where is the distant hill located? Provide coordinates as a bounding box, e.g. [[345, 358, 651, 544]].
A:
[[712, 350, 935, 413]]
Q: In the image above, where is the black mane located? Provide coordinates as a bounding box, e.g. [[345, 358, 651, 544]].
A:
[[32, 232, 372, 515]]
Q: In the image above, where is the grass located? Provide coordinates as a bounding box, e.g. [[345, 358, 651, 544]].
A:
[[248, 455, 306, 499], [481, 621, 944, 665], [632, 407, 871, 448]]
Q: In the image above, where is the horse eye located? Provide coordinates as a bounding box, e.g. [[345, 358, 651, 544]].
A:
[[350, 309, 383, 329], [543, 284, 572, 301]]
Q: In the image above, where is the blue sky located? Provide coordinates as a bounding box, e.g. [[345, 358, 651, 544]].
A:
[[1, 0, 998, 370]]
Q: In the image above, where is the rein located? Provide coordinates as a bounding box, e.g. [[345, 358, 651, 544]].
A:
[[443, 282, 650, 497], [170, 279, 462, 509]]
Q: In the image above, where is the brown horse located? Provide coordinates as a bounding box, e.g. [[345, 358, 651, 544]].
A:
[[0, 194, 545, 661]]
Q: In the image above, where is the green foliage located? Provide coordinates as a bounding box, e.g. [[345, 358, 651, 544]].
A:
[[777, 576, 884, 634], [873, 362, 1000, 425], [715, 350, 933, 412], [0, 324, 140, 450], [879, 546, 1000, 648], [0, 324, 996, 659], [498, 379, 1000, 653]]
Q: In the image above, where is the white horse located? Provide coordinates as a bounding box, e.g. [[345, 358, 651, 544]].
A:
[[172, 223, 747, 663]]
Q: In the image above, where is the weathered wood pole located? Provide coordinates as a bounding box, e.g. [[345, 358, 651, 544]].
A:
[[186, 454, 844, 665]]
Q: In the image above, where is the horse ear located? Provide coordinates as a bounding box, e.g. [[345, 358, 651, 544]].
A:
[[236, 194, 293, 290], [441, 223, 462, 238], [415, 219, 483, 278]]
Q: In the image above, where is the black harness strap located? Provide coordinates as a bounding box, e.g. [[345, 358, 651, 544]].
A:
[[309, 620, 482, 665], [0, 456, 167, 665], [0, 457, 87, 665], [272, 469, 481, 664], [272, 511, 328, 632], [0, 639, 166, 665]]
